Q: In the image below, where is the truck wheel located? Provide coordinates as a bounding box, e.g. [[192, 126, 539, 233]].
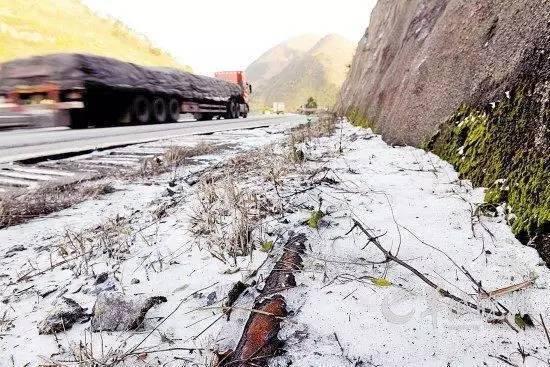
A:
[[131, 95, 151, 124], [69, 108, 88, 129], [167, 97, 180, 122], [233, 102, 240, 118], [242, 104, 249, 118], [152, 97, 168, 123], [225, 100, 238, 119]]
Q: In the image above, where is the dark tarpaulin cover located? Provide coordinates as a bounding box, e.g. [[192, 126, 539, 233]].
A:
[[0, 53, 242, 102]]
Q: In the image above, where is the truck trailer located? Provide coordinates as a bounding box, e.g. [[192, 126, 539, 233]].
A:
[[0, 53, 252, 128]]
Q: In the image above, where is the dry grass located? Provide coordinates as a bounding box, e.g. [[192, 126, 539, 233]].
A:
[[289, 114, 338, 144], [0, 181, 114, 228], [188, 115, 340, 263], [0, 142, 218, 230], [54, 215, 133, 277], [45, 328, 215, 367], [137, 142, 217, 177], [190, 177, 277, 263]]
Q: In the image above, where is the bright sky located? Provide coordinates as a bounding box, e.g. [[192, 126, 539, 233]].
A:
[[82, 0, 377, 74]]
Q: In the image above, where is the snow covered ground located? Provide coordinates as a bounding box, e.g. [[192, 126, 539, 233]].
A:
[[0, 119, 549, 367]]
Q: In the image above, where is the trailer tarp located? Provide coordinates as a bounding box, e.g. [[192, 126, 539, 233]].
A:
[[0, 53, 242, 103]]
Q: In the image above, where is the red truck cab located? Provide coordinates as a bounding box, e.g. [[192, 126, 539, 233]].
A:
[[214, 71, 252, 104]]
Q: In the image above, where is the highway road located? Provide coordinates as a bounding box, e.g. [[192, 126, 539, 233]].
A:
[[0, 114, 307, 163]]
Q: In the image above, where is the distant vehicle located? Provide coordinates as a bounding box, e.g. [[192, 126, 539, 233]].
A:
[[0, 54, 252, 129], [272, 102, 285, 115]]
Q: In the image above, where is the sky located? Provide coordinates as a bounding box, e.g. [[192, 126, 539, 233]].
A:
[[82, 0, 377, 74]]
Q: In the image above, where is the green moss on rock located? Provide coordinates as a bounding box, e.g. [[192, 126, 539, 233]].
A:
[[346, 107, 374, 129], [427, 84, 549, 244]]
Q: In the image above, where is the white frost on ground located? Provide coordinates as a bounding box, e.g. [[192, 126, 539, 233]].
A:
[[0, 120, 548, 367]]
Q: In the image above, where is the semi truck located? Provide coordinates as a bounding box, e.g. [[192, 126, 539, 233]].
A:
[[0, 53, 252, 129]]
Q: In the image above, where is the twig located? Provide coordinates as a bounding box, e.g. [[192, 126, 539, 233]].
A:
[[334, 332, 354, 365], [126, 282, 219, 356], [350, 219, 502, 316], [192, 314, 224, 341], [541, 314, 550, 347]]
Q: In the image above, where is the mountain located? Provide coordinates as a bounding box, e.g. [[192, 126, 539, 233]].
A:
[[246, 34, 322, 91], [246, 34, 355, 111], [0, 0, 189, 70]]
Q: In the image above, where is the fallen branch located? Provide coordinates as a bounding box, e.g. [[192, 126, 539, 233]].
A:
[[541, 314, 550, 347], [480, 278, 535, 300], [350, 219, 502, 316]]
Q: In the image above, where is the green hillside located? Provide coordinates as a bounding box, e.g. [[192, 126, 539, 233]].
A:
[[0, 0, 189, 70], [246, 34, 322, 91], [247, 34, 355, 111]]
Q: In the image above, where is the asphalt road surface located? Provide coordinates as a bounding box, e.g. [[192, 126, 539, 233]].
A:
[[0, 114, 307, 163]]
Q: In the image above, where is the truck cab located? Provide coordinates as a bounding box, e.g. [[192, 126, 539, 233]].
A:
[[214, 71, 251, 117]]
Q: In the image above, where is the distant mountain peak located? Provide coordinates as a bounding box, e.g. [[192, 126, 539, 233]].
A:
[[246, 33, 355, 111]]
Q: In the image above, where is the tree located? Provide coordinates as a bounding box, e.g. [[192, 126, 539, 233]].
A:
[[305, 97, 318, 109]]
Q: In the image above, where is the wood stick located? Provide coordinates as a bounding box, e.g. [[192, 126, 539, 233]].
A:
[[541, 314, 550, 347], [351, 219, 502, 316], [480, 279, 535, 299]]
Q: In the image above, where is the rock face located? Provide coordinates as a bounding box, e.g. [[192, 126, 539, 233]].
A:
[[38, 297, 87, 335], [90, 292, 167, 332], [339, 0, 550, 145], [340, 0, 549, 257]]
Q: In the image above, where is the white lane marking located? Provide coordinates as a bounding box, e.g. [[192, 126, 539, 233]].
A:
[[0, 176, 36, 188], [0, 170, 56, 181], [80, 159, 141, 167], [9, 166, 75, 177], [90, 156, 142, 163]]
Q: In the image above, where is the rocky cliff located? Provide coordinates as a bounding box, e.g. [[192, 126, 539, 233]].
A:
[[339, 0, 549, 145], [340, 0, 549, 259]]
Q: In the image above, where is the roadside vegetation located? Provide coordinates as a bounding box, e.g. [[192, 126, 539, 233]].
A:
[[0, 181, 114, 228], [427, 79, 549, 260], [190, 115, 337, 263], [3, 114, 550, 367], [0, 141, 219, 229]]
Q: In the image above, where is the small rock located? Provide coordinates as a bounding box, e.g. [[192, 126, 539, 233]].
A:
[[130, 278, 140, 284], [38, 297, 87, 335], [90, 292, 167, 332], [7, 245, 26, 254], [206, 291, 217, 306], [39, 285, 59, 298], [94, 272, 109, 285], [90, 275, 118, 295]]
